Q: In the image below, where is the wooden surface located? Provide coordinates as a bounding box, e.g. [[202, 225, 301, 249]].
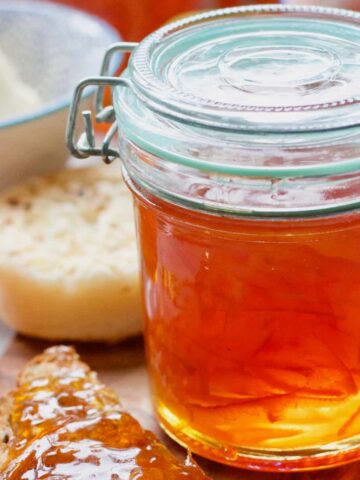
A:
[[0, 335, 360, 479]]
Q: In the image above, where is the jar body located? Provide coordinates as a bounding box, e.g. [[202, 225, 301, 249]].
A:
[[129, 175, 360, 471]]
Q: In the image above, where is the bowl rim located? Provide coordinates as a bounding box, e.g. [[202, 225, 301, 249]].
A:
[[0, 0, 121, 130]]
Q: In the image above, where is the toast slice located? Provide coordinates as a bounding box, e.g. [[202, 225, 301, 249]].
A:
[[0, 346, 209, 479]]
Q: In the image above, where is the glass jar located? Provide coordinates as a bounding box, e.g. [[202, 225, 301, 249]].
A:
[[68, 4, 360, 473]]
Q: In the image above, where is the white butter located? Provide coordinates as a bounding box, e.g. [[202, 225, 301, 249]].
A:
[[0, 48, 42, 121]]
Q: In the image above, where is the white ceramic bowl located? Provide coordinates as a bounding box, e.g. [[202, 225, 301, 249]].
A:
[[0, 0, 120, 190]]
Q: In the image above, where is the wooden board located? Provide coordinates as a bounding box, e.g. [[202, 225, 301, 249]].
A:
[[0, 334, 360, 480]]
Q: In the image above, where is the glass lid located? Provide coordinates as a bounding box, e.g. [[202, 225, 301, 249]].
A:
[[129, 4, 360, 132]]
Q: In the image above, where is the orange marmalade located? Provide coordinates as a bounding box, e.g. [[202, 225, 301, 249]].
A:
[[0, 346, 208, 480], [133, 189, 360, 472]]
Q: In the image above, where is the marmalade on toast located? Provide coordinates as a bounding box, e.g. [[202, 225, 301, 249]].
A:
[[0, 346, 209, 479]]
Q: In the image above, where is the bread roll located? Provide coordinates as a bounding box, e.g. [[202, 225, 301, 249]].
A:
[[0, 165, 142, 342]]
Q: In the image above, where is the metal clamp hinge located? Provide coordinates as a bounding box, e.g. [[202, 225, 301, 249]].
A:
[[66, 42, 137, 164]]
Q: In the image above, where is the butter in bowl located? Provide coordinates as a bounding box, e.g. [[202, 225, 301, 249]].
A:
[[0, 0, 120, 190]]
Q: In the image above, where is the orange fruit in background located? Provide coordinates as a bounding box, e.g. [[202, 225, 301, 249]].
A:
[[46, 0, 202, 40], [38, 0, 360, 42]]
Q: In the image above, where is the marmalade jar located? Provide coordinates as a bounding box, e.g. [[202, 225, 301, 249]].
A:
[[70, 4, 360, 473]]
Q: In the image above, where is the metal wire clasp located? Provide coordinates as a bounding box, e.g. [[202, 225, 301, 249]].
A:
[[66, 42, 137, 164]]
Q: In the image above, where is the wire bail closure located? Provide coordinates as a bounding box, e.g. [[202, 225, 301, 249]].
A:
[[66, 42, 137, 164]]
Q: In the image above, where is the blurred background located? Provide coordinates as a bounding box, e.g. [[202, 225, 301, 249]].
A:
[[33, 0, 360, 41]]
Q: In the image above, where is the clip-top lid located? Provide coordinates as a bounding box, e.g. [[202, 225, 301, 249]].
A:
[[129, 5, 360, 132]]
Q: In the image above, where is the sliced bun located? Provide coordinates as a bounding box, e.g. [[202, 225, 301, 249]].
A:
[[0, 165, 142, 342]]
